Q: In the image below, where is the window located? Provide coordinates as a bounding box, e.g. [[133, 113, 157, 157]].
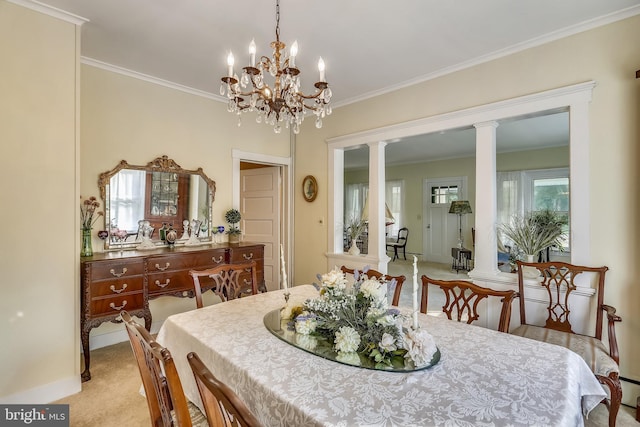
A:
[[497, 167, 570, 251], [431, 185, 459, 204]]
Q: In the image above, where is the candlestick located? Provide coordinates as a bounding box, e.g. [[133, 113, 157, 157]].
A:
[[280, 244, 288, 293], [412, 255, 419, 330]]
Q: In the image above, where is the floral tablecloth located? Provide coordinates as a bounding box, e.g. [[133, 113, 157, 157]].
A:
[[156, 285, 606, 427]]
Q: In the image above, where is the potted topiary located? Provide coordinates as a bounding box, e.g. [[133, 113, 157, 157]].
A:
[[225, 208, 242, 243]]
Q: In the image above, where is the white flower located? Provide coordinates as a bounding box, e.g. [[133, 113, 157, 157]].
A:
[[379, 333, 397, 352], [334, 326, 361, 353], [403, 328, 438, 367], [321, 267, 348, 290], [335, 351, 361, 366], [376, 313, 397, 327], [295, 317, 317, 335], [360, 279, 387, 303]]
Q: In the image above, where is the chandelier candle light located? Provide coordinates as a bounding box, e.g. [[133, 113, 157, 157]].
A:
[[220, 0, 332, 134]]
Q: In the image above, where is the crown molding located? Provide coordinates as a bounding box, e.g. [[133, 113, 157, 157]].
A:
[[6, 0, 88, 25], [333, 5, 640, 109], [81, 57, 225, 102]]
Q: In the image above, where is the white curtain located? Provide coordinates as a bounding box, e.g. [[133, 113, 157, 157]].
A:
[[496, 171, 523, 250], [344, 183, 368, 226], [385, 180, 404, 237], [110, 169, 146, 232]]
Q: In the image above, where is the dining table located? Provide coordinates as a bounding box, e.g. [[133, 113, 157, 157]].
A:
[[155, 285, 606, 427]]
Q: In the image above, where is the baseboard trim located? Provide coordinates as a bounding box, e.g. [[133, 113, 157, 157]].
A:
[[87, 318, 165, 351], [0, 375, 81, 404]]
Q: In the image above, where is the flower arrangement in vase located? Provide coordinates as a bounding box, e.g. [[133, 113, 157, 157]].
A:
[[346, 217, 367, 255], [80, 196, 103, 257], [498, 211, 567, 260], [224, 209, 242, 243], [282, 267, 439, 370]]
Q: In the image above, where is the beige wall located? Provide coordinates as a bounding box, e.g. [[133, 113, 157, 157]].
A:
[[79, 64, 290, 342], [0, 2, 79, 400], [295, 15, 640, 402]]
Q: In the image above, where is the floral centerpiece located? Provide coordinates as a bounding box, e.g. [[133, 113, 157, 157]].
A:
[[283, 267, 438, 370]]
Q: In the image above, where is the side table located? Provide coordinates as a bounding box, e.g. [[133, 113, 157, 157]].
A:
[[451, 247, 472, 273]]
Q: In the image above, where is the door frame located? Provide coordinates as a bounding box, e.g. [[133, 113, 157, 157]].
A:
[[422, 176, 468, 263], [232, 149, 292, 289]]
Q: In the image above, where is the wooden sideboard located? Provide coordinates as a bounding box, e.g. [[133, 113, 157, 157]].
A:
[[80, 242, 264, 381]]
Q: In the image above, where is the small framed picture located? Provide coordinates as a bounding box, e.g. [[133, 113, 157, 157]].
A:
[[302, 175, 318, 202]]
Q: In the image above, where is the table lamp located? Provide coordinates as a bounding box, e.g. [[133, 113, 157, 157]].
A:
[[449, 200, 472, 248]]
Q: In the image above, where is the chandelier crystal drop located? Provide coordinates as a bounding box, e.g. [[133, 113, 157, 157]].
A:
[[219, 0, 332, 134]]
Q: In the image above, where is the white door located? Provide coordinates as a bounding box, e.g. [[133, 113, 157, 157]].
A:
[[240, 166, 280, 291], [423, 177, 466, 263]]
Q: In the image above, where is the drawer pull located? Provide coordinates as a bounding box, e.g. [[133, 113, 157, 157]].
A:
[[109, 300, 127, 311], [155, 279, 171, 288], [243, 279, 252, 286], [110, 283, 128, 294], [155, 262, 170, 271], [109, 268, 128, 278], [212, 255, 223, 264], [242, 253, 254, 260]]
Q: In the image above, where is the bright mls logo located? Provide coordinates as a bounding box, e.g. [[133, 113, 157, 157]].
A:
[[1, 405, 69, 426]]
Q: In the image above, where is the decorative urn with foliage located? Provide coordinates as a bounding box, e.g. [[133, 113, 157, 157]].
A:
[[498, 210, 567, 275]]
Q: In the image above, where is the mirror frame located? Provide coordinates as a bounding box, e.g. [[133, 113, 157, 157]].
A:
[[98, 155, 216, 249]]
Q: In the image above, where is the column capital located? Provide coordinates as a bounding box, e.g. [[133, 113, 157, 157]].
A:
[[474, 121, 499, 130]]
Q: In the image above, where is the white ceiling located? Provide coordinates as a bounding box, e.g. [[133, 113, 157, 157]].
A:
[[36, 0, 640, 107], [31, 0, 639, 165]]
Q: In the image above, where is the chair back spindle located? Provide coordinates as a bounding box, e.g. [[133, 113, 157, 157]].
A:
[[420, 275, 518, 333]]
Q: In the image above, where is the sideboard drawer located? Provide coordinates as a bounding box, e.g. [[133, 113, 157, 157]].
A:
[[90, 276, 144, 298], [147, 250, 227, 273], [90, 293, 144, 316], [229, 246, 264, 263], [148, 271, 193, 295], [90, 260, 145, 279]]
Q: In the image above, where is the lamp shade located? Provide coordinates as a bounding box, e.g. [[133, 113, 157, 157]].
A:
[[449, 200, 472, 215]]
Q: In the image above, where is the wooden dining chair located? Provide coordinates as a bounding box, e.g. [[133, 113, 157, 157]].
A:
[[340, 265, 405, 306], [386, 227, 408, 261], [512, 260, 621, 427], [122, 311, 205, 427], [420, 275, 518, 333], [187, 352, 263, 427], [189, 261, 258, 308]]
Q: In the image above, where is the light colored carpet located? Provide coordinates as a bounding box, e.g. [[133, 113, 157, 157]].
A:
[[57, 260, 637, 426]]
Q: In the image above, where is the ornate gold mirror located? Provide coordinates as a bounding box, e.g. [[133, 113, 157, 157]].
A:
[[98, 155, 216, 249]]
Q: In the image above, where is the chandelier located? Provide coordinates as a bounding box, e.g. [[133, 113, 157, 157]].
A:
[[219, 0, 332, 134]]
